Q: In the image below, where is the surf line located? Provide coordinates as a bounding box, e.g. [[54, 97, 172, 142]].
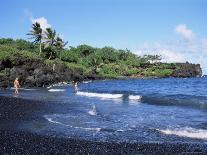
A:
[[76, 91, 142, 100], [48, 89, 66, 92], [157, 127, 207, 140]]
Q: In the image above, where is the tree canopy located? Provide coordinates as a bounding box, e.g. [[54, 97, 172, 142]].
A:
[[0, 22, 177, 79]]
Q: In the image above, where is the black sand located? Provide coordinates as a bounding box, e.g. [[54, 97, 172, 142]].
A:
[[0, 96, 207, 155]]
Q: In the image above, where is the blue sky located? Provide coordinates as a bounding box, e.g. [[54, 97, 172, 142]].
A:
[[1, 0, 207, 74]]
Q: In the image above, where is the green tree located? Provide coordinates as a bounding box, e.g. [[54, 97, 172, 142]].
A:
[[27, 22, 43, 56], [76, 45, 95, 57], [55, 36, 68, 60], [118, 50, 129, 61], [143, 54, 162, 63], [101, 47, 118, 63], [44, 28, 57, 59]]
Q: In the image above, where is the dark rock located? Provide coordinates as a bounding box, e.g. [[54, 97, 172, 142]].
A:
[[25, 76, 35, 87], [0, 57, 98, 88], [1, 59, 13, 69], [172, 63, 202, 78], [0, 75, 9, 88], [0, 57, 203, 88]]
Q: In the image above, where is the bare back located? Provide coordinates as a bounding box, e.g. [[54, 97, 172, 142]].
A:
[[14, 80, 19, 88]]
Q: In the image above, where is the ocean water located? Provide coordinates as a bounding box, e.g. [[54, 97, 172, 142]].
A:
[[1, 77, 207, 143]]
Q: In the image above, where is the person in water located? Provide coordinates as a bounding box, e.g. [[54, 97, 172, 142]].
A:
[[14, 78, 20, 95], [74, 81, 78, 92]]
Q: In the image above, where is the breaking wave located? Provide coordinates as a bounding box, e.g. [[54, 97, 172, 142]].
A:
[[88, 105, 97, 116], [141, 94, 207, 110], [129, 95, 142, 100], [76, 91, 207, 110], [76, 91, 142, 102], [157, 127, 207, 140], [48, 89, 66, 92], [83, 80, 92, 84], [76, 91, 123, 99]]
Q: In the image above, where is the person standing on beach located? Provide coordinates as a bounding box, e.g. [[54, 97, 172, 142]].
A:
[[14, 78, 20, 95]]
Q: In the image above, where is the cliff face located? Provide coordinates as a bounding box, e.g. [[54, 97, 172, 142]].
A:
[[172, 63, 202, 78], [0, 58, 203, 88]]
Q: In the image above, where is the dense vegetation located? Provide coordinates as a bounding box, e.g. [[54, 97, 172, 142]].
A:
[[0, 38, 179, 78], [0, 22, 181, 79]]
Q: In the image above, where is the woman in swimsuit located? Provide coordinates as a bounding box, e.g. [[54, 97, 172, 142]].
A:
[[14, 78, 20, 95]]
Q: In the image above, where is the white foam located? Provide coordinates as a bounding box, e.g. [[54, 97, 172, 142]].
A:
[[157, 127, 207, 140], [47, 82, 68, 89], [73, 126, 101, 132], [10, 87, 35, 91], [83, 80, 92, 83], [88, 110, 96, 116], [47, 85, 52, 89], [88, 106, 97, 116], [45, 115, 101, 132], [129, 95, 142, 100], [76, 91, 123, 99], [48, 89, 66, 92], [46, 117, 64, 125]]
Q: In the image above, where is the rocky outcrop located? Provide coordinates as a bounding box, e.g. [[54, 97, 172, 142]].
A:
[[0, 57, 99, 88], [0, 57, 203, 88], [172, 63, 202, 78]]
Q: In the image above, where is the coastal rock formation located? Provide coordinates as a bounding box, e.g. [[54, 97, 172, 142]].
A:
[[0, 58, 202, 88], [172, 63, 202, 78], [0, 57, 99, 88]]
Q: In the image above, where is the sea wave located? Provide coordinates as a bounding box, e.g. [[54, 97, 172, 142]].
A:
[[45, 117, 64, 125], [76, 91, 123, 99], [83, 80, 92, 84], [88, 105, 97, 116], [45, 115, 106, 132], [157, 127, 207, 140], [88, 110, 97, 116], [76, 91, 143, 102], [129, 95, 142, 100], [141, 94, 207, 110], [10, 87, 36, 91], [48, 89, 66, 92], [47, 82, 68, 89]]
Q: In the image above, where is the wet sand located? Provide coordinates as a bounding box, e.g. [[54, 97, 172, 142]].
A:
[[0, 96, 207, 154]]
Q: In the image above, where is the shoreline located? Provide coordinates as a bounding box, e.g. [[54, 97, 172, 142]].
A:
[[1, 129, 207, 155], [1, 76, 205, 89], [0, 96, 207, 154]]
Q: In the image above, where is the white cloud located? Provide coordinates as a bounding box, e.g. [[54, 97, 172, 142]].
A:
[[136, 47, 185, 63], [175, 24, 194, 41], [24, 9, 51, 31], [31, 17, 51, 30], [159, 49, 185, 63], [135, 23, 207, 74]]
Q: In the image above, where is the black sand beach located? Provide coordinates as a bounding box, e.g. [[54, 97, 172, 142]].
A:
[[0, 96, 207, 155]]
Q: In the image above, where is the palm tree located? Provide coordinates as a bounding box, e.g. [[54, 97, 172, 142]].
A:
[[44, 28, 56, 47], [43, 28, 57, 59], [55, 36, 68, 60], [27, 22, 43, 56]]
